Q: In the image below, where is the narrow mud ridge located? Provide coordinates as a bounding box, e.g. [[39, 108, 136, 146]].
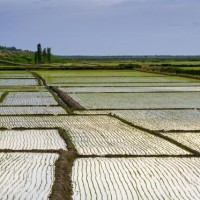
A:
[[29, 71, 71, 113], [50, 86, 85, 110], [49, 150, 76, 200], [159, 130, 200, 133], [48, 87, 71, 114], [50, 129, 78, 200], [0, 149, 59, 153], [84, 108, 200, 111], [78, 154, 200, 158], [30, 72, 47, 86]]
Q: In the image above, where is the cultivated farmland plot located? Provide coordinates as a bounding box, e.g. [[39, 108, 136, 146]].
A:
[[68, 120, 188, 155], [69, 92, 200, 109], [161, 132, 200, 153], [0, 115, 189, 155], [0, 75, 36, 79], [45, 76, 200, 85], [74, 110, 110, 115], [0, 129, 67, 150], [61, 86, 200, 93], [2, 92, 58, 106], [0, 153, 58, 200], [36, 70, 169, 77], [0, 106, 67, 115], [0, 77, 36, 79], [1, 69, 200, 200], [53, 82, 200, 87], [0, 86, 48, 92], [109, 110, 200, 131], [75, 110, 200, 131], [72, 157, 200, 200], [0, 116, 121, 129], [0, 79, 38, 86], [0, 71, 34, 78]]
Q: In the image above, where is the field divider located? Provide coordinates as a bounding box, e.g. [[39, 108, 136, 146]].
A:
[[30, 71, 46, 86], [48, 75, 171, 78], [50, 129, 78, 200], [80, 108, 200, 111], [29, 71, 71, 114], [57, 128, 78, 154], [78, 154, 200, 158], [50, 81, 194, 84], [59, 85, 200, 88], [0, 105, 62, 107], [0, 127, 69, 131], [66, 91, 200, 94], [110, 114, 200, 155], [48, 87, 72, 114], [0, 114, 71, 117], [33, 71, 71, 113], [0, 77, 36, 79], [159, 130, 200, 133], [0, 149, 61, 153], [73, 113, 110, 116], [50, 86, 85, 111]]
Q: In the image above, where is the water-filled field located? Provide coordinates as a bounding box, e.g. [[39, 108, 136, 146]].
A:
[[2, 92, 58, 106], [0, 153, 59, 199], [75, 109, 200, 131], [69, 92, 200, 109], [0, 106, 67, 115], [72, 157, 200, 200], [61, 86, 200, 93], [0, 129, 67, 150], [0, 69, 200, 199]]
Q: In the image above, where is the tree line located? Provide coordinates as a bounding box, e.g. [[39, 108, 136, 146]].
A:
[[0, 45, 21, 51], [34, 43, 51, 64]]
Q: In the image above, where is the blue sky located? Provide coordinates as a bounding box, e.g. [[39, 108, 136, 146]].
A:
[[0, 0, 200, 55]]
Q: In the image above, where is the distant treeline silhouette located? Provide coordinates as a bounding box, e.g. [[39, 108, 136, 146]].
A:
[[0, 45, 22, 51]]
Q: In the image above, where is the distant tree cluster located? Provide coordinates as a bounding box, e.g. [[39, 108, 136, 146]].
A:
[[34, 43, 51, 64], [0, 45, 20, 51]]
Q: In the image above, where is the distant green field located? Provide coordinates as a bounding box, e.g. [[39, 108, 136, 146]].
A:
[[179, 67, 200, 70], [37, 70, 200, 86], [1, 56, 200, 70], [36, 70, 165, 77], [57, 82, 200, 87]]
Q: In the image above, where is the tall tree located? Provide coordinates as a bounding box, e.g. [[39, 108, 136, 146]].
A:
[[42, 48, 47, 63], [34, 52, 38, 64], [37, 43, 42, 64], [47, 47, 51, 63]]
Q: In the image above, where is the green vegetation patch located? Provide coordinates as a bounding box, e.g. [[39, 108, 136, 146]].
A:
[[55, 82, 200, 87], [36, 70, 167, 77], [45, 76, 200, 85]]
